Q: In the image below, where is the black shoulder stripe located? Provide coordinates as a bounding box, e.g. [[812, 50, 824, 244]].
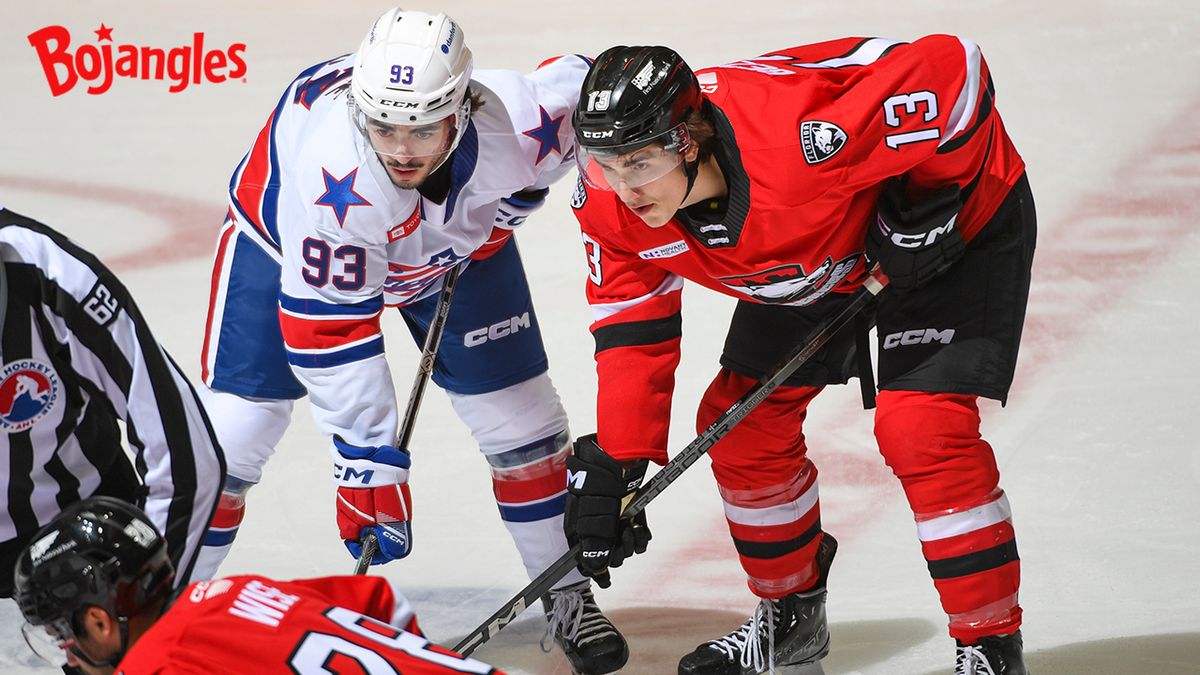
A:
[[879, 41, 906, 59], [593, 314, 682, 355], [938, 86, 993, 155], [830, 37, 878, 61]]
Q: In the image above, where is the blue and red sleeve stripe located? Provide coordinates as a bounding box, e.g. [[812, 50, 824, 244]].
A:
[[278, 293, 386, 369]]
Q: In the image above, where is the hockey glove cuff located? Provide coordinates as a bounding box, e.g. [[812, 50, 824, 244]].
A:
[[495, 187, 550, 229], [865, 178, 966, 291], [564, 434, 651, 588]]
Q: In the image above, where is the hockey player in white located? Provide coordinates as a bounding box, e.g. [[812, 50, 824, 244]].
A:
[[192, 9, 627, 673]]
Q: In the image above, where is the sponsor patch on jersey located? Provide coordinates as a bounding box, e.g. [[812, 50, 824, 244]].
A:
[[0, 359, 60, 432], [571, 176, 588, 209], [387, 205, 421, 242], [799, 120, 847, 165], [638, 240, 690, 260], [697, 72, 719, 94]]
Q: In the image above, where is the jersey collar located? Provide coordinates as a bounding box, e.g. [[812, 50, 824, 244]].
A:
[[674, 102, 751, 249]]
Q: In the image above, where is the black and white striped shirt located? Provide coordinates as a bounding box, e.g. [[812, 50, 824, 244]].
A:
[[0, 208, 224, 588]]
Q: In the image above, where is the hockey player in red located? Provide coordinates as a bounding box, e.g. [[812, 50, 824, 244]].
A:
[[13, 497, 503, 675], [562, 38, 1034, 674]]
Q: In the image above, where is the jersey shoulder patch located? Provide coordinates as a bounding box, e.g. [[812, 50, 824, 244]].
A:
[[799, 120, 848, 164]]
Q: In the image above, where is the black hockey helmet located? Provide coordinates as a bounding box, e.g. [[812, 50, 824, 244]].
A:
[[13, 496, 174, 665], [575, 45, 702, 151], [574, 46, 704, 192]]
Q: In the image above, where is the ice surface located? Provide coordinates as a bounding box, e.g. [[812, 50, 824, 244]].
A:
[[2, 1, 1198, 673]]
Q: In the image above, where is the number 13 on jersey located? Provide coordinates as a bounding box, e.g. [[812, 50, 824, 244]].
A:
[[883, 90, 940, 149]]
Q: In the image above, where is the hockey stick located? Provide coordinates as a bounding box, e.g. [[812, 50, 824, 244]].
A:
[[354, 262, 465, 575], [452, 272, 887, 656]]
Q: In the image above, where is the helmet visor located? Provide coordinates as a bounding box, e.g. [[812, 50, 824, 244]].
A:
[[352, 109, 456, 161], [576, 123, 691, 191], [21, 618, 73, 666]]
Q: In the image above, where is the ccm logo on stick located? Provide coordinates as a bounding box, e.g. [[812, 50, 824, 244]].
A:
[[882, 328, 955, 350], [464, 312, 530, 347]]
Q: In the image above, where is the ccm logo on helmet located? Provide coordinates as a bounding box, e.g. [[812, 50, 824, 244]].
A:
[[882, 328, 955, 350], [581, 129, 614, 139], [379, 98, 420, 109], [464, 312, 531, 347]]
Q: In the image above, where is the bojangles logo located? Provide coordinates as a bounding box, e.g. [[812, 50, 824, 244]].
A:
[[27, 23, 247, 96]]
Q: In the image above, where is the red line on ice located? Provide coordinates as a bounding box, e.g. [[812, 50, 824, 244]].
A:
[[0, 174, 220, 272]]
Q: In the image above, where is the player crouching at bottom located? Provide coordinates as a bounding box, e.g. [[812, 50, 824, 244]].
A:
[[14, 496, 503, 674]]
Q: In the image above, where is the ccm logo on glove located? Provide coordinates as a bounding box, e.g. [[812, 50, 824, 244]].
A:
[[334, 464, 375, 484]]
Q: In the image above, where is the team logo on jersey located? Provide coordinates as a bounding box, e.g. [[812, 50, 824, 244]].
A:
[[27, 24, 247, 97], [571, 177, 588, 209], [0, 359, 61, 432], [718, 253, 860, 306], [800, 120, 847, 165]]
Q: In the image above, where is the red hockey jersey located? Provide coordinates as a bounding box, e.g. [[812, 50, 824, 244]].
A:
[[571, 35, 1026, 463], [116, 575, 502, 674]]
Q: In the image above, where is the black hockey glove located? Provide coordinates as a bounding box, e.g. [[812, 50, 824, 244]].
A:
[[563, 434, 651, 589], [865, 178, 966, 291]]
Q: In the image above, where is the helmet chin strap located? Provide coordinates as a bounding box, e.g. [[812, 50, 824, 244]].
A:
[[680, 158, 700, 204]]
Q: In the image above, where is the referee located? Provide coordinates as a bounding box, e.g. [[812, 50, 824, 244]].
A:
[[0, 206, 224, 597]]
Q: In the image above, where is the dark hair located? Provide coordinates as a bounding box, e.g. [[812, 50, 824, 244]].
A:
[[684, 102, 719, 162], [467, 87, 486, 114]]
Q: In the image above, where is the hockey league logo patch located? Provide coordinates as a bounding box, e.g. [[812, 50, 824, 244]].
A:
[[571, 176, 588, 210], [0, 359, 61, 432], [799, 120, 847, 165]]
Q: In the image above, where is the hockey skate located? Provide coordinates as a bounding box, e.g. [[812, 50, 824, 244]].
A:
[[678, 534, 837, 675], [955, 631, 1028, 675], [542, 580, 629, 674]]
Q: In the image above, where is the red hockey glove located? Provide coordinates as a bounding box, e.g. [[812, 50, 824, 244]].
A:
[[563, 434, 650, 588], [332, 436, 413, 564]]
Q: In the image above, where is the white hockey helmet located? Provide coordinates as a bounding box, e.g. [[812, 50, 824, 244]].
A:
[[349, 8, 474, 167]]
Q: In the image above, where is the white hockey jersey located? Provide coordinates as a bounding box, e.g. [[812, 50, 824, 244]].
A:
[[224, 53, 588, 452]]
